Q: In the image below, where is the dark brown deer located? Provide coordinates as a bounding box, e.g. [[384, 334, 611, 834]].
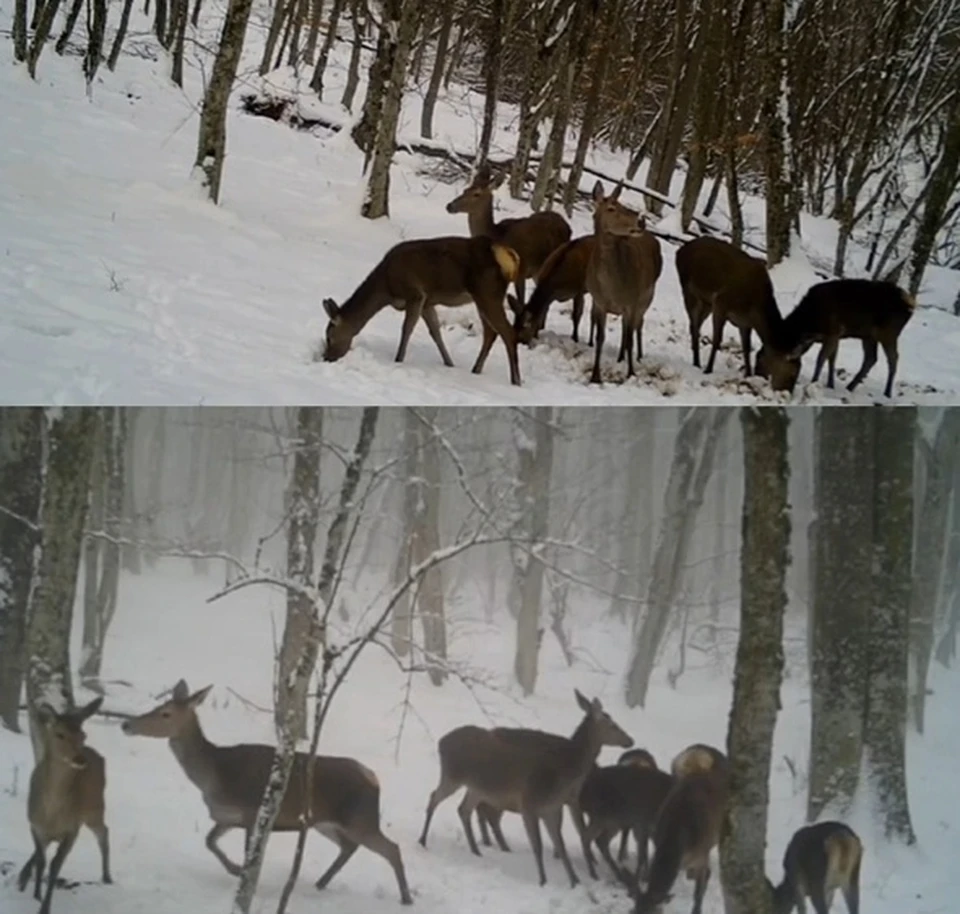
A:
[[633, 744, 729, 914], [513, 235, 595, 345], [756, 278, 915, 397], [614, 748, 660, 863], [579, 760, 674, 890], [675, 236, 800, 389], [418, 690, 633, 888], [768, 822, 862, 914], [469, 723, 635, 875], [585, 181, 663, 384], [446, 163, 572, 311], [121, 680, 412, 905], [322, 234, 523, 386], [18, 698, 111, 914]]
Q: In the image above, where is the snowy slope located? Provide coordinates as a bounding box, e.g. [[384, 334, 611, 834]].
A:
[[0, 559, 955, 914], [1, 7, 958, 406]]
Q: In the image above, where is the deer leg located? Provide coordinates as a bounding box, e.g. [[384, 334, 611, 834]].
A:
[[205, 822, 242, 876], [633, 824, 650, 884], [315, 835, 358, 890], [512, 277, 526, 312], [473, 301, 522, 385], [880, 339, 898, 398], [418, 770, 460, 848], [356, 828, 413, 905], [739, 326, 753, 375], [470, 315, 499, 376], [18, 831, 45, 899], [806, 882, 830, 914], [623, 316, 637, 378], [475, 804, 493, 847], [847, 338, 878, 392], [686, 297, 706, 368], [616, 827, 631, 863], [567, 799, 597, 879], [420, 305, 455, 367], [704, 311, 726, 374], [812, 344, 828, 383], [635, 318, 644, 362], [572, 292, 584, 343], [39, 832, 77, 914], [481, 804, 512, 852], [843, 856, 861, 914], [690, 864, 710, 914], [819, 336, 840, 388], [588, 309, 596, 347], [593, 825, 625, 884], [590, 308, 606, 384], [88, 822, 112, 884], [520, 808, 548, 886], [394, 297, 425, 363], [543, 805, 579, 889], [456, 791, 485, 856]]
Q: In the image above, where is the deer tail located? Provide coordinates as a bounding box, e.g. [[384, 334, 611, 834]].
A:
[[492, 244, 521, 283]]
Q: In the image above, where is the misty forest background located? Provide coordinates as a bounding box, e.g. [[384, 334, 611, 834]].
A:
[[0, 405, 959, 912], [9, 0, 960, 304]]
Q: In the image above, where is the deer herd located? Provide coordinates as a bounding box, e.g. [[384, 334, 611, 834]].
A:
[[322, 164, 915, 398], [20, 683, 863, 914]]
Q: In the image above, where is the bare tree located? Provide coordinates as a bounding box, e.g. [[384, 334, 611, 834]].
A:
[[718, 407, 789, 914]]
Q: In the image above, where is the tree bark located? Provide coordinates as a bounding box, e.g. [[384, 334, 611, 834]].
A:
[[391, 409, 419, 656], [170, 0, 190, 87], [310, 0, 348, 96], [0, 409, 44, 731], [25, 409, 97, 761], [719, 406, 789, 914], [193, 0, 255, 203], [340, 0, 366, 110], [477, 0, 505, 166], [27, 0, 66, 78], [83, 0, 108, 87], [419, 0, 454, 139], [55, 0, 85, 56], [108, 0, 137, 73], [13, 0, 28, 61]]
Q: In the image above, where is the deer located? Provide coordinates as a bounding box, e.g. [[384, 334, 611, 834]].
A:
[[579, 757, 674, 891], [674, 235, 800, 390], [768, 821, 862, 914], [468, 721, 635, 876], [755, 278, 915, 397], [18, 697, 112, 914], [633, 743, 729, 914], [513, 235, 595, 346], [418, 689, 633, 889], [614, 748, 661, 864], [121, 679, 412, 905], [321, 234, 523, 386], [445, 162, 572, 312], [585, 181, 663, 385]]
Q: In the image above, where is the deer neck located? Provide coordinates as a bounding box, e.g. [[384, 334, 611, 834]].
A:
[[169, 715, 219, 794], [338, 268, 392, 332], [468, 198, 496, 238], [567, 714, 604, 780]]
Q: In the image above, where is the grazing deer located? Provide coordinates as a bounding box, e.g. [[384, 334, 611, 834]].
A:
[[768, 821, 862, 914], [580, 759, 674, 890], [470, 723, 636, 875], [121, 680, 412, 905], [18, 698, 112, 914], [614, 748, 660, 863], [418, 690, 633, 888], [633, 744, 729, 914], [756, 278, 915, 397], [585, 181, 663, 385], [322, 234, 523, 386], [675, 236, 799, 389], [513, 235, 595, 345], [446, 163, 572, 311]]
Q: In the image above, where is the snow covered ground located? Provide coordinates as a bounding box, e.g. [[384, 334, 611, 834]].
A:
[[0, 559, 955, 914], [1, 5, 958, 406]]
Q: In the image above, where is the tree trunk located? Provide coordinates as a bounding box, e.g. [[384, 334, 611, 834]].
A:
[[192, 0, 255, 203], [513, 407, 554, 696], [352, 0, 398, 155], [170, 0, 190, 87], [25, 409, 97, 761], [0, 409, 44, 731], [108, 0, 137, 72], [391, 410, 419, 656], [27, 0, 66, 78], [718, 407, 789, 914], [361, 0, 422, 219], [80, 414, 106, 689], [310, 0, 348, 96], [477, 0, 505, 166], [340, 0, 366, 110], [13, 0, 28, 61], [624, 409, 731, 708], [419, 0, 454, 139], [864, 408, 915, 843], [277, 407, 322, 742], [55, 0, 85, 56], [807, 408, 873, 820], [260, 0, 295, 75]]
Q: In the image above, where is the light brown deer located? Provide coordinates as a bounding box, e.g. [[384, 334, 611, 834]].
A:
[[446, 163, 572, 311], [322, 234, 523, 386], [418, 689, 633, 888], [633, 743, 729, 914], [469, 721, 635, 876], [585, 181, 663, 385], [18, 697, 112, 914], [674, 235, 800, 389], [121, 680, 412, 905], [768, 822, 862, 914]]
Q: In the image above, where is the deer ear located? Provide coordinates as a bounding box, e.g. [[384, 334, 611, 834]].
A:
[[322, 298, 340, 321], [610, 181, 624, 201], [189, 684, 214, 708], [36, 703, 56, 726], [75, 696, 104, 722], [637, 215, 647, 231], [489, 169, 507, 190], [474, 162, 491, 184], [592, 181, 605, 202], [172, 679, 190, 702], [574, 688, 591, 712]]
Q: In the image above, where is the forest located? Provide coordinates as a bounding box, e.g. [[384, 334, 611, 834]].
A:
[[0, 405, 958, 914], [9, 0, 960, 304]]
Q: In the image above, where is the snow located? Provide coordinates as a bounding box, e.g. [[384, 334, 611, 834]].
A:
[[0, 8, 958, 406], [1, 557, 957, 914]]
